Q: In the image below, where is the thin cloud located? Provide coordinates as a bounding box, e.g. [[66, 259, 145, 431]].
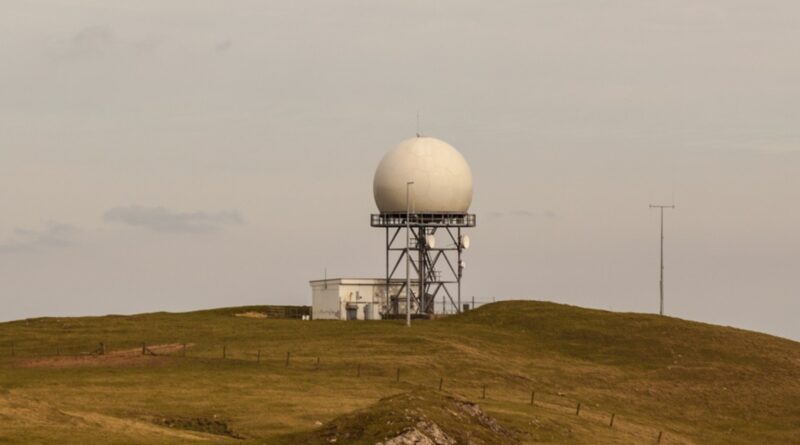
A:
[[104, 206, 244, 233], [215, 40, 233, 53], [511, 210, 558, 219], [0, 222, 79, 254], [488, 210, 558, 220], [62, 26, 163, 58], [756, 141, 800, 154], [69, 26, 115, 57]]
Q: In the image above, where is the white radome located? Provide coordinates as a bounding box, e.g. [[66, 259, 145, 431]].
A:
[[373, 137, 473, 214]]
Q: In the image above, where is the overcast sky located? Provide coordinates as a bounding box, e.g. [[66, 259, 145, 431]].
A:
[[1, 1, 798, 340]]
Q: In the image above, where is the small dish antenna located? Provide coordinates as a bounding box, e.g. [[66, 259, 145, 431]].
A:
[[460, 235, 471, 250], [425, 234, 436, 249]]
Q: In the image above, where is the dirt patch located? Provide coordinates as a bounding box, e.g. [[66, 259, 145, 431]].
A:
[[67, 410, 214, 441], [17, 343, 192, 368], [153, 416, 242, 439], [117, 343, 190, 355], [235, 311, 268, 319]]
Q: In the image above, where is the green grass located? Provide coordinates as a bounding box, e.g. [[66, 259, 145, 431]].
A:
[[0, 301, 798, 444]]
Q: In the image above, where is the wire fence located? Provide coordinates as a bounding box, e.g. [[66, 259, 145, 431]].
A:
[[435, 297, 495, 315], [2, 341, 676, 444]]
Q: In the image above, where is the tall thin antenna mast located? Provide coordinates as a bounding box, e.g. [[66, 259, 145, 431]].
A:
[[416, 111, 422, 137], [649, 204, 675, 316], [406, 181, 414, 327]]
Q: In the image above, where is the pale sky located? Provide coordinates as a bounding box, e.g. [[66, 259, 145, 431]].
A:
[[1, 1, 798, 340]]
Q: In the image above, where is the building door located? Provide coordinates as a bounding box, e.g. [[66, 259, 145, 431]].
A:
[[346, 307, 357, 320]]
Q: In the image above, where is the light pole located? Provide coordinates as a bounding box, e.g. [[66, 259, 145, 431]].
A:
[[406, 181, 414, 327], [649, 204, 675, 316]]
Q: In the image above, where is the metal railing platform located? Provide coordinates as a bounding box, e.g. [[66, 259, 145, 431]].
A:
[[370, 213, 476, 228]]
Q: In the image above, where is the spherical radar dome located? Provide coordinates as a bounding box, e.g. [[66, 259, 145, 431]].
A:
[[373, 137, 473, 214]]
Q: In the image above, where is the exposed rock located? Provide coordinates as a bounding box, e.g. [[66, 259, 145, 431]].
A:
[[456, 401, 512, 436], [379, 420, 456, 445]]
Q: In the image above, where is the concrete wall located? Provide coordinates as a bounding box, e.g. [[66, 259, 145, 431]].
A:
[[343, 284, 376, 320], [311, 282, 343, 320]]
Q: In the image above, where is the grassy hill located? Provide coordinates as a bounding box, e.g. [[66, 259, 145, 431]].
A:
[[0, 301, 798, 444]]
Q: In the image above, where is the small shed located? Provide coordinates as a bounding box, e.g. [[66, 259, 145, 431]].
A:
[[309, 278, 412, 320]]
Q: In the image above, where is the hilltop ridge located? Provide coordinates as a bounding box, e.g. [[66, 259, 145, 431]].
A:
[[1, 301, 798, 444]]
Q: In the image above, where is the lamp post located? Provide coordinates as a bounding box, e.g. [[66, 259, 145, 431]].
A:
[[406, 181, 414, 327]]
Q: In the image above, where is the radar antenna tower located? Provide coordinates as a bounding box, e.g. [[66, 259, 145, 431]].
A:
[[372, 212, 475, 320]]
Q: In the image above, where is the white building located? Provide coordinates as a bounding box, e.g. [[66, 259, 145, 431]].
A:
[[309, 278, 416, 320]]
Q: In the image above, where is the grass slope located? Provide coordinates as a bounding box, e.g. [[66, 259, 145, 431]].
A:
[[280, 390, 521, 445], [0, 301, 798, 444]]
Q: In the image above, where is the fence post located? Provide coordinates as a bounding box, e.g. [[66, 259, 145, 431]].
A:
[[316, 357, 320, 369], [482, 385, 486, 399], [609, 413, 615, 428], [285, 351, 290, 367], [576, 402, 581, 416], [439, 377, 443, 391], [530, 391, 535, 405], [100, 342, 106, 355], [141, 342, 146, 355], [657, 431, 663, 443]]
